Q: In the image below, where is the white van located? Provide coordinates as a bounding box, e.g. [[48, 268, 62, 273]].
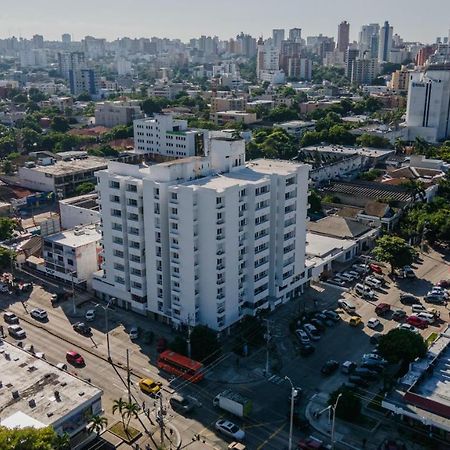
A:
[[355, 283, 375, 299], [337, 299, 356, 314]]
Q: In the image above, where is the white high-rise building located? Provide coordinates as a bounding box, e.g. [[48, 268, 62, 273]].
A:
[[272, 29, 285, 49], [256, 38, 281, 81], [134, 114, 206, 157], [93, 133, 310, 331], [406, 64, 450, 142], [359, 24, 380, 59]]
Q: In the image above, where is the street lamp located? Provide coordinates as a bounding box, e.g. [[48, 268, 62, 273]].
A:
[[95, 297, 114, 361], [285, 376, 298, 450], [331, 393, 343, 450], [70, 270, 76, 315]]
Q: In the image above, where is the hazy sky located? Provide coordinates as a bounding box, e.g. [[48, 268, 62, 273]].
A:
[[1, 0, 449, 43]]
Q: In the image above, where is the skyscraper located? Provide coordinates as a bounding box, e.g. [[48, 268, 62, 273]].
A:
[[378, 21, 393, 63], [337, 21, 350, 53], [359, 24, 380, 58], [272, 29, 285, 49], [289, 28, 302, 43]]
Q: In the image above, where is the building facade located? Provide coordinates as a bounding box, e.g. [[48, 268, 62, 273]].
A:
[[93, 133, 310, 331], [95, 100, 143, 127]]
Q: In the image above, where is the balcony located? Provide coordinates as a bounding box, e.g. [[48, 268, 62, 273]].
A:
[[217, 279, 225, 286], [216, 218, 225, 225], [216, 264, 225, 271], [217, 294, 225, 300], [216, 249, 225, 256], [171, 259, 180, 265], [216, 204, 224, 210], [172, 286, 181, 293], [171, 272, 180, 279], [216, 234, 225, 241]]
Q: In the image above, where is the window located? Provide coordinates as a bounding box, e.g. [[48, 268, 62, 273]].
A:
[[255, 185, 269, 195], [285, 204, 295, 214], [171, 222, 178, 231], [110, 195, 120, 203], [112, 222, 122, 231], [67, 258, 74, 266], [114, 263, 125, 271], [128, 198, 138, 207], [286, 176, 296, 186], [284, 230, 295, 241], [254, 270, 268, 282], [111, 209, 121, 217], [127, 184, 137, 192], [109, 180, 120, 189], [128, 213, 139, 221], [114, 249, 124, 258], [154, 188, 160, 198], [114, 276, 125, 284], [129, 226, 139, 235], [171, 207, 178, 215], [171, 192, 178, 201], [154, 203, 160, 214], [130, 254, 140, 263], [254, 283, 268, 295], [131, 281, 142, 289], [113, 236, 123, 245], [130, 241, 140, 249]]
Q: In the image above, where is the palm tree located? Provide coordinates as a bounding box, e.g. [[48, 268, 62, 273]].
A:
[[88, 414, 108, 436], [53, 432, 71, 450], [112, 397, 127, 430], [123, 401, 140, 431]]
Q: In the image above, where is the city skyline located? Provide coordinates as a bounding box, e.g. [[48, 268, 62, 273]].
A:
[[1, 0, 449, 43]]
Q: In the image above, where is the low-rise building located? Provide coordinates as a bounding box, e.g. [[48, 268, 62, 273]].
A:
[[0, 340, 103, 450], [212, 110, 258, 126], [38, 224, 101, 288], [134, 113, 206, 157], [210, 97, 247, 114], [275, 120, 315, 137], [18, 157, 108, 198], [95, 100, 143, 127], [59, 193, 100, 229]]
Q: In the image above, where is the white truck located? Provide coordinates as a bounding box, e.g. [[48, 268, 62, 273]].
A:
[[213, 390, 252, 418]]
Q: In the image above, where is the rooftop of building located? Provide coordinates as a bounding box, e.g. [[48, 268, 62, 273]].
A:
[[301, 145, 394, 159], [44, 224, 100, 247], [0, 340, 102, 428], [59, 193, 99, 211], [215, 110, 254, 116], [21, 157, 108, 176], [306, 231, 355, 259], [276, 120, 315, 127], [307, 215, 374, 239]]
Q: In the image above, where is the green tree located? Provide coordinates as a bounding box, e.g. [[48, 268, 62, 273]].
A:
[[123, 401, 139, 431], [190, 325, 221, 363], [75, 182, 96, 195], [378, 328, 427, 364], [87, 414, 108, 436], [169, 335, 188, 355], [0, 218, 17, 241], [308, 190, 322, 214], [356, 133, 391, 149], [88, 144, 119, 158], [112, 397, 127, 431], [372, 235, 415, 274], [53, 432, 71, 450], [2, 160, 13, 175], [51, 116, 70, 133], [0, 426, 60, 450], [359, 169, 383, 181], [328, 386, 362, 422]]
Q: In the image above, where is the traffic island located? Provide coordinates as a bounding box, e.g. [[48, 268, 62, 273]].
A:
[[108, 421, 142, 444]]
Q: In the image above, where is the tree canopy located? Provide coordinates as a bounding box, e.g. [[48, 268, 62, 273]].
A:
[[372, 235, 415, 274], [190, 325, 221, 363], [247, 128, 297, 160], [0, 426, 68, 450], [328, 386, 362, 422], [378, 328, 427, 364], [356, 133, 391, 149]]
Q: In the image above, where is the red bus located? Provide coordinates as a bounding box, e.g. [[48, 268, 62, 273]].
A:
[[157, 350, 204, 383]]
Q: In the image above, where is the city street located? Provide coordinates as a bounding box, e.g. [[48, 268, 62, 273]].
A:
[[1, 247, 449, 449]]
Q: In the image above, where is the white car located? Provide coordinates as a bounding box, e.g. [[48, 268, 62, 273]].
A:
[[397, 323, 419, 334], [413, 312, 435, 324], [337, 299, 356, 314], [367, 318, 380, 329], [129, 326, 139, 340], [347, 270, 360, 279], [8, 324, 26, 339], [295, 329, 310, 345], [303, 323, 321, 341], [431, 287, 449, 299], [365, 276, 382, 289], [215, 419, 245, 441], [338, 273, 354, 282], [330, 278, 346, 286], [30, 308, 48, 321], [85, 310, 96, 321], [411, 304, 426, 314], [355, 283, 375, 299], [56, 363, 68, 371]]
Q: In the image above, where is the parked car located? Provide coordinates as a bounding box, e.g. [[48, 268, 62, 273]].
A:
[[338, 272, 354, 282], [362, 354, 386, 365], [355, 283, 375, 299], [73, 322, 92, 336], [367, 318, 380, 329], [347, 270, 360, 279], [397, 323, 419, 334], [66, 351, 85, 366], [400, 293, 420, 305], [139, 378, 162, 396], [56, 362, 67, 371], [430, 286, 448, 298], [354, 367, 379, 380], [375, 303, 391, 316], [406, 315, 428, 329], [314, 313, 334, 327], [215, 419, 245, 442], [30, 308, 48, 321], [425, 293, 446, 305], [392, 309, 407, 322], [352, 264, 369, 274], [170, 394, 195, 414], [369, 263, 383, 274], [361, 361, 384, 373], [85, 310, 96, 321], [365, 276, 382, 290], [341, 361, 357, 374], [437, 279, 450, 288], [322, 310, 340, 322], [321, 360, 339, 375], [303, 324, 321, 341], [8, 324, 26, 339], [349, 316, 362, 327], [129, 326, 139, 340], [412, 312, 435, 325], [411, 304, 426, 313], [296, 329, 311, 345], [348, 375, 370, 388], [400, 266, 416, 279], [310, 318, 326, 332], [337, 299, 356, 314], [3, 312, 19, 324], [329, 278, 346, 287], [299, 343, 315, 356]]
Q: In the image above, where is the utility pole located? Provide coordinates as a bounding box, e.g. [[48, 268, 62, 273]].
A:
[[331, 393, 343, 450], [71, 271, 76, 315], [186, 314, 192, 359], [159, 391, 165, 445], [126, 349, 131, 404], [264, 319, 272, 376]]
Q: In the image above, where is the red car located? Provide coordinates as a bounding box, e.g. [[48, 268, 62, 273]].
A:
[[375, 303, 391, 316], [406, 315, 427, 329], [66, 351, 85, 366], [369, 263, 383, 274], [437, 279, 450, 288]]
